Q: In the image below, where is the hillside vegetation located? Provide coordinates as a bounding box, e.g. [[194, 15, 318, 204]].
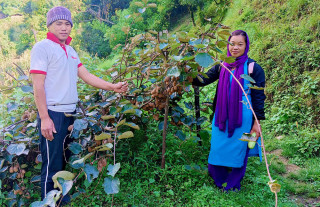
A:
[[0, 0, 319, 206]]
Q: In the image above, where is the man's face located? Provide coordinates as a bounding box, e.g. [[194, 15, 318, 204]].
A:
[[48, 20, 72, 44]]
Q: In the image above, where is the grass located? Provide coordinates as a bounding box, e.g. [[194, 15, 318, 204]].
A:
[[67, 121, 320, 207], [68, 1, 320, 205], [2, 0, 319, 206]]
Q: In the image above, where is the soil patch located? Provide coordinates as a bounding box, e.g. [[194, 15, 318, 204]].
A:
[[266, 149, 300, 176]]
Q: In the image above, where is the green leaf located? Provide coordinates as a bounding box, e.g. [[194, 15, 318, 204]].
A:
[[31, 175, 41, 183], [72, 152, 94, 165], [84, 164, 99, 183], [196, 116, 207, 125], [173, 56, 183, 61], [184, 101, 193, 109], [0, 166, 8, 173], [199, 130, 210, 141], [135, 109, 142, 117], [7, 102, 18, 113], [96, 143, 113, 151], [18, 75, 28, 81], [198, 72, 209, 79], [123, 109, 136, 114], [101, 115, 115, 120], [239, 133, 257, 142], [68, 142, 83, 155], [52, 171, 75, 190], [174, 130, 186, 141], [107, 163, 121, 177], [118, 131, 134, 139], [103, 177, 120, 194], [217, 30, 230, 39], [218, 30, 231, 36], [122, 103, 132, 110], [115, 119, 126, 128], [195, 53, 214, 68], [95, 133, 111, 141], [109, 107, 117, 115], [124, 122, 140, 130], [30, 201, 45, 207], [167, 189, 174, 195], [138, 7, 146, 13], [21, 85, 33, 93], [268, 180, 281, 193], [194, 44, 206, 49], [250, 86, 264, 90], [121, 26, 129, 34], [73, 119, 88, 131], [224, 56, 235, 64], [159, 43, 168, 50], [6, 143, 26, 155], [196, 75, 204, 83], [167, 66, 180, 77], [0, 159, 5, 169], [185, 165, 192, 170], [240, 74, 256, 83], [134, 2, 144, 7], [216, 40, 228, 48], [158, 121, 164, 131], [181, 56, 194, 61], [205, 24, 211, 32], [2, 89, 13, 94], [147, 3, 157, 8], [57, 177, 73, 196], [43, 190, 61, 206]]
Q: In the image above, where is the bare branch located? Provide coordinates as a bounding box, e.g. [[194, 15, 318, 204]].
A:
[[86, 8, 114, 25]]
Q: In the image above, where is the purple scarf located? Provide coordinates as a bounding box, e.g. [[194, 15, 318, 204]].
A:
[[214, 30, 250, 137]]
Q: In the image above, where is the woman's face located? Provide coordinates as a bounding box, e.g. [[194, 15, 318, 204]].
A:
[[229, 35, 246, 58]]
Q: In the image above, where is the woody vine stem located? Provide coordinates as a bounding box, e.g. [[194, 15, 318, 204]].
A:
[[216, 60, 278, 207]]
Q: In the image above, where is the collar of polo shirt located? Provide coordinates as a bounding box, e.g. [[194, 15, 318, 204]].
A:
[[47, 32, 72, 46]]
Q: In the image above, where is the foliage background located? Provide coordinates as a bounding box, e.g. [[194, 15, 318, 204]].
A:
[[0, 0, 319, 206]]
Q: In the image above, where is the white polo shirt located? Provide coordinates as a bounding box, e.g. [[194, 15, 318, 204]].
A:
[[30, 32, 82, 112]]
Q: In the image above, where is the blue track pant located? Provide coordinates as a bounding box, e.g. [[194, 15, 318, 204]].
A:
[[37, 110, 74, 200]]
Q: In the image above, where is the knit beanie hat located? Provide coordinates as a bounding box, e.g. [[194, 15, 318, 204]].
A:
[[46, 6, 73, 27]]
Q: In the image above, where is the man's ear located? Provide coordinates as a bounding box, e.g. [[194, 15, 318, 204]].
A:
[[47, 23, 53, 32]]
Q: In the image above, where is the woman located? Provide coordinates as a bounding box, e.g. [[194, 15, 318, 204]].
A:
[[193, 30, 266, 191]]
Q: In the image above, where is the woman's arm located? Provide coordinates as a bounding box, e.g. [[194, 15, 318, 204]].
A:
[[250, 63, 266, 120], [192, 65, 220, 86], [250, 63, 266, 138]]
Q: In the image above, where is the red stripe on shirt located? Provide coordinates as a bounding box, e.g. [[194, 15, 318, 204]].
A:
[[30, 70, 47, 75], [78, 63, 83, 68]]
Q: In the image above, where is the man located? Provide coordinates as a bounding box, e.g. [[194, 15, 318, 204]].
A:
[[30, 6, 128, 202]]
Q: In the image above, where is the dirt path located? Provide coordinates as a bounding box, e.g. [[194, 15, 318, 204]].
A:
[[267, 149, 320, 207], [267, 149, 300, 177]]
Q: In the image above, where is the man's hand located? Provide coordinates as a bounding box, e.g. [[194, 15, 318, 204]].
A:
[[41, 117, 57, 141], [250, 120, 261, 140], [113, 82, 128, 93]]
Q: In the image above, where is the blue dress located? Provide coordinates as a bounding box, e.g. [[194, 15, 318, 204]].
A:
[[208, 60, 262, 168]]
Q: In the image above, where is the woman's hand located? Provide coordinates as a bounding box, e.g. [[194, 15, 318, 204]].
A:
[[250, 120, 261, 140], [113, 82, 128, 93]]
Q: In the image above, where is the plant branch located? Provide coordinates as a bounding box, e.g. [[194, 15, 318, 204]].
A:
[[216, 60, 277, 205], [161, 95, 169, 169], [2, 119, 29, 132]]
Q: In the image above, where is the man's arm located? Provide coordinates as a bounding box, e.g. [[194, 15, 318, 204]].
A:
[[32, 74, 56, 141], [78, 65, 128, 92]]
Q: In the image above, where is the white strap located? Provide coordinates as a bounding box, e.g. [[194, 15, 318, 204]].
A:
[[249, 62, 255, 74]]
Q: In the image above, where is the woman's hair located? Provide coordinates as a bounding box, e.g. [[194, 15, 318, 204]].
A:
[[231, 30, 247, 44]]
